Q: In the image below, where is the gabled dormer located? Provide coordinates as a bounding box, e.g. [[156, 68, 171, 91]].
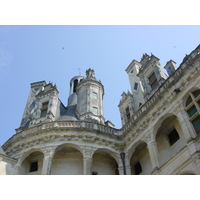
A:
[[137, 53, 167, 100], [20, 81, 60, 127], [118, 91, 135, 126], [125, 59, 145, 112]]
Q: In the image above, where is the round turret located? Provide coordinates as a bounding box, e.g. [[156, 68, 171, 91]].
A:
[[75, 69, 105, 124], [68, 75, 85, 106]]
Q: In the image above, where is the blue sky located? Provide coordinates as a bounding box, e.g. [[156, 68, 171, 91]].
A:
[[0, 25, 200, 145]]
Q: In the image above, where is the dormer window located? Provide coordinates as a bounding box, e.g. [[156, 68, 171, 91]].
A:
[[134, 82, 139, 90], [126, 107, 130, 121], [40, 101, 49, 117], [148, 72, 159, 90]]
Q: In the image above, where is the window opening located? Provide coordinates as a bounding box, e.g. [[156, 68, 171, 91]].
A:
[[192, 115, 200, 134], [134, 161, 142, 175], [185, 90, 200, 134], [92, 92, 98, 100], [186, 96, 193, 107], [92, 107, 98, 115], [126, 107, 130, 121], [168, 129, 180, 146], [134, 82, 139, 90], [187, 105, 197, 118], [193, 90, 200, 98], [148, 72, 159, 90], [30, 161, 38, 172], [73, 79, 78, 92], [40, 101, 49, 117]]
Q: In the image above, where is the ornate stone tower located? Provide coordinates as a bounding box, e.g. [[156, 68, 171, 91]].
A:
[[20, 81, 59, 127], [137, 53, 168, 101], [75, 68, 105, 124], [125, 59, 145, 110]]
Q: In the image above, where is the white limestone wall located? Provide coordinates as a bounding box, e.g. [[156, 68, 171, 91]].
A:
[[0, 159, 12, 175], [19, 152, 44, 175], [0, 156, 16, 175], [51, 153, 83, 175], [92, 154, 118, 175], [130, 144, 152, 175], [156, 117, 186, 167]]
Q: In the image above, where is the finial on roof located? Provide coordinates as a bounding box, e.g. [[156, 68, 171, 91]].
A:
[[86, 68, 95, 78]]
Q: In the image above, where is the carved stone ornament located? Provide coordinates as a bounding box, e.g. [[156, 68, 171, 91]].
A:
[[86, 68, 95, 78]]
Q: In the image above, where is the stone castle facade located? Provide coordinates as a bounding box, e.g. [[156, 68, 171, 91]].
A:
[[1, 45, 200, 175]]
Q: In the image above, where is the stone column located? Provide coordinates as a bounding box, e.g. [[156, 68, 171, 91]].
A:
[[124, 156, 131, 175], [83, 150, 93, 175], [119, 153, 131, 175], [41, 148, 55, 175], [118, 166, 124, 175], [147, 141, 160, 174]]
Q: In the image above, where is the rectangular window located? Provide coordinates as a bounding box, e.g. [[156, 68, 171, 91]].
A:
[[134, 161, 142, 175], [126, 107, 130, 120], [92, 107, 98, 115], [148, 72, 159, 90], [134, 82, 139, 90], [41, 108, 48, 117], [40, 101, 49, 117], [168, 129, 180, 146], [92, 92, 98, 100], [187, 105, 197, 118], [30, 161, 38, 172]]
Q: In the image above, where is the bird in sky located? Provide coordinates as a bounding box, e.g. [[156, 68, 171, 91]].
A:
[[62, 47, 64, 50]]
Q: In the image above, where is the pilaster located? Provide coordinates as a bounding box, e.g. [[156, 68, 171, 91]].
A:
[[83, 150, 93, 175], [41, 147, 55, 175], [176, 108, 196, 139], [118, 166, 125, 175]]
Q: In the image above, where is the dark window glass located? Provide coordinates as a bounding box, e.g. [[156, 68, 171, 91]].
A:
[[42, 102, 49, 108], [41, 108, 48, 117], [187, 105, 197, 118], [30, 162, 38, 172], [197, 100, 200, 108], [134, 162, 142, 175], [134, 82, 139, 90], [186, 96, 193, 107], [168, 129, 180, 146], [148, 73, 156, 83], [193, 90, 200, 98], [192, 115, 200, 134], [73, 79, 78, 92], [126, 107, 130, 120]]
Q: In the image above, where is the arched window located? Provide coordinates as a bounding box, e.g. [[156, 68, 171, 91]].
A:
[[185, 90, 200, 134], [73, 79, 78, 92]]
